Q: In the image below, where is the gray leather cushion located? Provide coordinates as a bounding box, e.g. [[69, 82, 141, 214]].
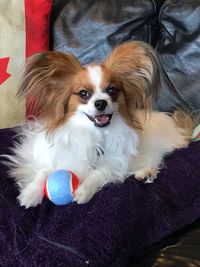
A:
[[51, 0, 158, 64], [155, 0, 200, 115]]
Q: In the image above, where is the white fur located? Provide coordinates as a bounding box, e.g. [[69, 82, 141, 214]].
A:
[[7, 112, 139, 207], [87, 65, 102, 92], [128, 111, 188, 181], [5, 108, 188, 208]]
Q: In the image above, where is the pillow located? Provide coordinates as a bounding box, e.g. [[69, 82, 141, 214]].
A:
[[0, 0, 51, 128]]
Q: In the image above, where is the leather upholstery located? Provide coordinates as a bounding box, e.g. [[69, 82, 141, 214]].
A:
[[50, 0, 200, 117], [155, 0, 200, 115], [51, 0, 158, 64]]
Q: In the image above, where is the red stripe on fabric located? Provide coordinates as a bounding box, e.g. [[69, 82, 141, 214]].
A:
[[0, 57, 11, 85], [24, 0, 52, 117]]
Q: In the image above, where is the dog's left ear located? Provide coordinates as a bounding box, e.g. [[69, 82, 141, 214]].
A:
[[104, 41, 161, 111]]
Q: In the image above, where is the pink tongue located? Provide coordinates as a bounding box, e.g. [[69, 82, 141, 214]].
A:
[[95, 115, 109, 124]]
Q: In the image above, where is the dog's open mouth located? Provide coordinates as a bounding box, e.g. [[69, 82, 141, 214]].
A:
[[85, 114, 113, 127]]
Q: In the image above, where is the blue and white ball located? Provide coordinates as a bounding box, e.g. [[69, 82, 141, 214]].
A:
[[44, 170, 80, 205]]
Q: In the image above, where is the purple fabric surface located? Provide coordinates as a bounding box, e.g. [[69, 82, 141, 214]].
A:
[[0, 127, 200, 267]]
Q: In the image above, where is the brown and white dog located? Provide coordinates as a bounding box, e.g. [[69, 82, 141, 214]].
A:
[[6, 41, 194, 208]]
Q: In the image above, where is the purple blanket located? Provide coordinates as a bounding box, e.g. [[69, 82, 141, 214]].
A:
[[0, 127, 200, 267]]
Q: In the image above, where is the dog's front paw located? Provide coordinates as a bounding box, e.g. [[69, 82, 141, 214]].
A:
[[18, 185, 44, 208], [74, 183, 96, 204], [133, 168, 159, 183]]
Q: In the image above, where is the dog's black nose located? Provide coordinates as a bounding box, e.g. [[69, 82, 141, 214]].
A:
[[95, 100, 107, 111]]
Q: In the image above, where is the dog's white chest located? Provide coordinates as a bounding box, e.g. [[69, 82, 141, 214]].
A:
[[32, 115, 138, 178]]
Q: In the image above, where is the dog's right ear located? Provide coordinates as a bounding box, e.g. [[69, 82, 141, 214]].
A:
[[18, 51, 81, 115]]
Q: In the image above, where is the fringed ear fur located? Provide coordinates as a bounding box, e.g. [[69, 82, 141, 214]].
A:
[[18, 51, 81, 133], [104, 41, 161, 112], [103, 41, 161, 130]]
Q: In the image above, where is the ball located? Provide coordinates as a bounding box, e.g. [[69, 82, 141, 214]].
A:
[[44, 170, 80, 205]]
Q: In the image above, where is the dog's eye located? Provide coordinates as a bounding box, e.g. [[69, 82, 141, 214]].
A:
[[78, 90, 91, 100], [105, 85, 118, 98]]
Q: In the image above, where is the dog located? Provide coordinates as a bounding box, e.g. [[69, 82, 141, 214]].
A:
[[5, 41, 195, 208]]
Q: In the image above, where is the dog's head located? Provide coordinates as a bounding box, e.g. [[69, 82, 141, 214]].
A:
[[18, 41, 160, 133]]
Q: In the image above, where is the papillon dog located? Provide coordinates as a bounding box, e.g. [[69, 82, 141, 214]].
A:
[[5, 41, 195, 208]]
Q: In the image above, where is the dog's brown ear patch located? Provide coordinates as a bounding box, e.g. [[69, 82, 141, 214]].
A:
[[18, 51, 81, 133], [104, 41, 161, 129], [104, 41, 161, 111]]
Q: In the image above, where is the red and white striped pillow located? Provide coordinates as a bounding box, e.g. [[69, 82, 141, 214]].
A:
[[0, 0, 51, 128]]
